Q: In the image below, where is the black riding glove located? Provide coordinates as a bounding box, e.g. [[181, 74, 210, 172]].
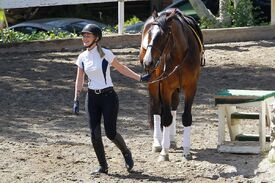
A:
[[72, 100, 79, 115], [140, 73, 151, 82]]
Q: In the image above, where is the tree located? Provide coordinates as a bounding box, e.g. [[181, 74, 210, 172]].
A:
[[189, 0, 231, 27], [0, 8, 8, 28], [189, 0, 254, 28]]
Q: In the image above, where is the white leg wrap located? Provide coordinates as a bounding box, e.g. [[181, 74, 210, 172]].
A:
[[162, 126, 171, 149], [160, 148, 169, 156], [170, 110, 177, 141], [268, 141, 275, 162], [182, 126, 191, 154], [153, 114, 162, 147]]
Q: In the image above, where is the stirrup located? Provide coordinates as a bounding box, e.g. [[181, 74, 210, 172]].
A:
[[200, 50, 206, 66]]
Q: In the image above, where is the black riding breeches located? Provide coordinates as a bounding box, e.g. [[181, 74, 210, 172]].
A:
[[85, 88, 119, 141]]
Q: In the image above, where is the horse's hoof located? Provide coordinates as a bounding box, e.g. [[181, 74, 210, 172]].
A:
[[158, 154, 169, 162], [170, 141, 177, 149], [152, 146, 162, 153], [182, 153, 193, 161]]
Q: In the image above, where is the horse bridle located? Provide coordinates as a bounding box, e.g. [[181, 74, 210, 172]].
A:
[[144, 11, 204, 85], [145, 21, 186, 84], [146, 22, 172, 75]]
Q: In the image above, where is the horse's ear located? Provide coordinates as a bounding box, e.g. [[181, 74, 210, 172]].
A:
[[166, 8, 177, 22], [152, 6, 158, 19]]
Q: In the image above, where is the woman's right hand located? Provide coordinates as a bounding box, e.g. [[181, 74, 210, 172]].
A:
[[72, 100, 79, 115], [140, 73, 151, 82]]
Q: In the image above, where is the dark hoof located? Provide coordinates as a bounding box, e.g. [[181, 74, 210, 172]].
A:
[[182, 153, 193, 161], [152, 146, 162, 153], [170, 141, 177, 149], [123, 151, 134, 172], [158, 154, 169, 162], [90, 166, 108, 175]]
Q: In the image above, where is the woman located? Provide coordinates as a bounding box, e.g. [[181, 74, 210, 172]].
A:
[[72, 24, 149, 174]]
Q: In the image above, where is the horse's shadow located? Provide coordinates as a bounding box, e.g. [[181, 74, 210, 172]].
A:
[[108, 170, 185, 182], [189, 148, 264, 179]]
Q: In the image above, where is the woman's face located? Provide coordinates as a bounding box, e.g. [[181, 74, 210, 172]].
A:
[[81, 33, 97, 47]]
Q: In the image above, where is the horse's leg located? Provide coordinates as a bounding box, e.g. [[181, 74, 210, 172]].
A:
[[148, 87, 162, 152], [170, 110, 177, 148], [158, 85, 174, 162], [158, 126, 170, 161], [182, 84, 197, 160], [170, 89, 180, 149], [158, 112, 172, 162], [152, 114, 162, 152]]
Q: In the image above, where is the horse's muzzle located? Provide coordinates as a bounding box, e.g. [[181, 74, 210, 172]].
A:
[[143, 62, 153, 72]]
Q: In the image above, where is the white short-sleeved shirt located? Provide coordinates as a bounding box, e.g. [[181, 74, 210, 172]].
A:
[[75, 46, 115, 90]]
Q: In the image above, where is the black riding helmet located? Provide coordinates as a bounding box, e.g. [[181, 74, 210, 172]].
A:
[[81, 24, 102, 41]]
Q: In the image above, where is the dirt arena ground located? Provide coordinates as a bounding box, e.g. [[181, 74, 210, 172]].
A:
[[0, 40, 275, 183]]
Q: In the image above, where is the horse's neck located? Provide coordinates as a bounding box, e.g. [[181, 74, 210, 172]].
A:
[[175, 14, 204, 52], [170, 20, 189, 62]]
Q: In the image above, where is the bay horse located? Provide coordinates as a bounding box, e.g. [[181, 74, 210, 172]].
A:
[[139, 9, 204, 161]]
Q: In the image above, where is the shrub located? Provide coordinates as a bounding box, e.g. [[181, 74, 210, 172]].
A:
[[114, 16, 141, 32], [0, 29, 77, 44], [228, 0, 255, 27]]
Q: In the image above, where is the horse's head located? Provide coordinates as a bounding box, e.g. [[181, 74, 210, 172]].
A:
[[139, 9, 176, 73]]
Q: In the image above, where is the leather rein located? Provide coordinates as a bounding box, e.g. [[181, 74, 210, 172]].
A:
[[146, 15, 203, 84], [146, 20, 185, 84]]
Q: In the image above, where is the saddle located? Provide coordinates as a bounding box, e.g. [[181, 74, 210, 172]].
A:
[[165, 8, 206, 66]]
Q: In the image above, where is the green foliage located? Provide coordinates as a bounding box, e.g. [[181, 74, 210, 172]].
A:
[[199, 17, 216, 29], [102, 26, 115, 34], [124, 16, 141, 27], [114, 16, 141, 31], [200, 0, 267, 29], [252, 6, 270, 26], [0, 28, 77, 44], [228, 0, 255, 27]]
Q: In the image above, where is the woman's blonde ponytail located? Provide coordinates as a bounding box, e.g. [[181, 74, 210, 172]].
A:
[[97, 43, 105, 58]]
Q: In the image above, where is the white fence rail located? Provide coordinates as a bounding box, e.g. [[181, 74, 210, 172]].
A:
[[0, 0, 140, 8]]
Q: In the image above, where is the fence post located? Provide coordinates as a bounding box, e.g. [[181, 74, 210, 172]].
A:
[[118, 0, 125, 35], [272, 0, 275, 25]]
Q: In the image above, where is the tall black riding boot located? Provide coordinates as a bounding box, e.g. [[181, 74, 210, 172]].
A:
[[91, 137, 108, 174], [111, 133, 134, 172]]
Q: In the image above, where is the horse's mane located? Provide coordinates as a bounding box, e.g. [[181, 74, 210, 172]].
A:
[[153, 9, 182, 29], [153, 13, 168, 30], [153, 9, 203, 45]]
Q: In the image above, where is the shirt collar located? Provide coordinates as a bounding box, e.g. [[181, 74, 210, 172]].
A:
[[88, 45, 97, 53]]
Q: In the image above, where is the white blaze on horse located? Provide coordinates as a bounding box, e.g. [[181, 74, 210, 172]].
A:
[[139, 9, 204, 161]]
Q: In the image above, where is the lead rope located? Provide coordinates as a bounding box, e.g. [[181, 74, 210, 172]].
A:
[[148, 24, 191, 84], [148, 53, 188, 84]]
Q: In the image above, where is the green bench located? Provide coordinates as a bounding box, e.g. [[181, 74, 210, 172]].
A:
[[215, 89, 275, 154]]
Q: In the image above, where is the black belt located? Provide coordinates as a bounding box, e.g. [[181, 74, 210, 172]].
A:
[[89, 87, 113, 94]]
